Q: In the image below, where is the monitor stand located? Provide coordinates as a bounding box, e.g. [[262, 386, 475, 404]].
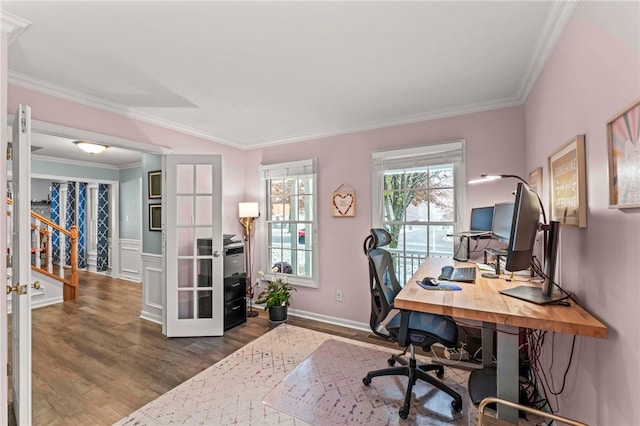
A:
[[453, 236, 468, 262], [499, 285, 568, 305]]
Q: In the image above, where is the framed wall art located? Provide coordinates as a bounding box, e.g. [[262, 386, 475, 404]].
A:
[[548, 135, 587, 227], [331, 183, 355, 217], [149, 204, 162, 231], [606, 98, 640, 209], [148, 170, 162, 199], [528, 167, 543, 196]]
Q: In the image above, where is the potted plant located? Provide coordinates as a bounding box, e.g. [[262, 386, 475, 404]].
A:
[[255, 266, 296, 323]]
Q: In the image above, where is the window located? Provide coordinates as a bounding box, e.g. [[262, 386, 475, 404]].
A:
[[372, 141, 465, 282], [260, 159, 318, 288]]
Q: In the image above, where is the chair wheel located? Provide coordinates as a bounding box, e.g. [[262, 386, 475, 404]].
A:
[[399, 408, 409, 419], [452, 400, 462, 413], [436, 369, 444, 379], [387, 357, 396, 366], [363, 377, 371, 386]]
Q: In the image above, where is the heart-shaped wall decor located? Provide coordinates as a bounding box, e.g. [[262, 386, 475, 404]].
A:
[[333, 193, 354, 216]]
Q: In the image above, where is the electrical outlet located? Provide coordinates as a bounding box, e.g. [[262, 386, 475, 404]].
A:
[[335, 289, 343, 302]]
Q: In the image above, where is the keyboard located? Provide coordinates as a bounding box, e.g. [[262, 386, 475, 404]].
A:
[[438, 266, 476, 283]]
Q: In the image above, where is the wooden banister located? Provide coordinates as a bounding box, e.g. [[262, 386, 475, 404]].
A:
[[8, 197, 79, 300]]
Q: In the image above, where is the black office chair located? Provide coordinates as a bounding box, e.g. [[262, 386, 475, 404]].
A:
[[362, 228, 463, 419]]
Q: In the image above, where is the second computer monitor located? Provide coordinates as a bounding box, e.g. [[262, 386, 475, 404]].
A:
[[492, 202, 515, 242], [470, 206, 494, 232]]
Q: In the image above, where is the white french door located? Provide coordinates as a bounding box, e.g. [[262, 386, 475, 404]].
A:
[[164, 155, 223, 337], [10, 104, 33, 423]]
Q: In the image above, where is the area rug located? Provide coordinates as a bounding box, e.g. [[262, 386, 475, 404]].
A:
[[262, 339, 468, 425], [116, 323, 478, 425]]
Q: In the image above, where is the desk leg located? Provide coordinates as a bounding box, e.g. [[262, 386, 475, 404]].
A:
[[481, 322, 493, 367], [496, 323, 519, 423]]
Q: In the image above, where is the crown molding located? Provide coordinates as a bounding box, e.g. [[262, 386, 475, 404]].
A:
[[8, 1, 570, 155], [516, 0, 578, 101], [119, 162, 143, 170], [9, 67, 526, 151], [1, 11, 31, 44], [31, 154, 120, 171], [245, 96, 523, 149], [8, 71, 244, 149]]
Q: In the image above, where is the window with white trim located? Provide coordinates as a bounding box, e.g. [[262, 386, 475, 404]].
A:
[[372, 141, 465, 282], [260, 159, 318, 288]]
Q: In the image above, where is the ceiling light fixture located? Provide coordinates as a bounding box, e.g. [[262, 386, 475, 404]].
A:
[[74, 141, 108, 154]]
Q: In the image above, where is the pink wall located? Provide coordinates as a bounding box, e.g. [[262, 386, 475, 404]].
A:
[[249, 106, 526, 324], [524, 4, 639, 424], [7, 85, 248, 234]]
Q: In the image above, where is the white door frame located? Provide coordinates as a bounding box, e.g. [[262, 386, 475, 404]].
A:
[[1, 11, 32, 425], [11, 104, 33, 424]]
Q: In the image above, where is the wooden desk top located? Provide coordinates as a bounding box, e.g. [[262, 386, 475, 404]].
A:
[[395, 257, 607, 339]]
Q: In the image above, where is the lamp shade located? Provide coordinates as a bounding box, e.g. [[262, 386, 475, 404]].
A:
[[238, 202, 259, 218]]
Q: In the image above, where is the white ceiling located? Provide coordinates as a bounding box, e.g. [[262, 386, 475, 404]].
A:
[[3, 1, 576, 164]]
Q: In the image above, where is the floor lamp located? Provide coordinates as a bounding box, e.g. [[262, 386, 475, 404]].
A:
[[239, 202, 260, 318]]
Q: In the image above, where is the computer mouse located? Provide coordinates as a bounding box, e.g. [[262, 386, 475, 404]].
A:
[[421, 277, 438, 287]]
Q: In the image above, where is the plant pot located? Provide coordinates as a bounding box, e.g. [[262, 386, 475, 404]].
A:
[[268, 305, 288, 323]]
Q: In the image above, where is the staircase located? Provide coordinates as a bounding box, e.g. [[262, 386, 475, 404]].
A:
[[7, 198, 79, 306]]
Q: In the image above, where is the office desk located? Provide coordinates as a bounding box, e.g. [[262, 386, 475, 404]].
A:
[[394, 257, 607, 423]]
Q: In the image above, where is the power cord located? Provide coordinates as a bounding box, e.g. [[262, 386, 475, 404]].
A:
[[528, 257, 575, 304]]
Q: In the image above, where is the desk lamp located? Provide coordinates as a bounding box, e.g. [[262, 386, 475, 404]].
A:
[[468, 174, 546, 224], [239, 202, 260, 318]]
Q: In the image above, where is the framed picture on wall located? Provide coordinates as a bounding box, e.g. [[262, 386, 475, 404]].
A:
[[548, 135, 587, 227], [149, 204, 162, 231], [331, 183, 356, 217], [148, 170, 161, 199], [606, 98, 640, 209], [528, 167, 543, 196]]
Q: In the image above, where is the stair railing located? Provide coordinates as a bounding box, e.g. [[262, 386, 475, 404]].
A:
[[7, 198, 79, 300]]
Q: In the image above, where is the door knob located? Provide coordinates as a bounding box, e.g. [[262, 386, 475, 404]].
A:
[[213, 251, 221, 257], [6, 284, 26, 295]]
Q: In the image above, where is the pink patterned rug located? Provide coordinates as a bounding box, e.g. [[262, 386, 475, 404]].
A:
[[262, 338, 469, 425], [118, 324, 534, 425]]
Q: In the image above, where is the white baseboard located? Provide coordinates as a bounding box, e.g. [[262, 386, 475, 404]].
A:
[[287, 307, 370, 332], [140, 310, 162, 325]]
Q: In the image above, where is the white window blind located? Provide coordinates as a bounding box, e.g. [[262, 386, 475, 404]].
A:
[[260, 159, 316, 180]]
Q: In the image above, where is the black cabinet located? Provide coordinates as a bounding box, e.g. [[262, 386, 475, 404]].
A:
[[197, 239, 246, 331], [224, 274, 247, 331]]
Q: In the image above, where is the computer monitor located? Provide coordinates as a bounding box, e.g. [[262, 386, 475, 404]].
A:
[[500, 182, 567, 304], [491, 202, 514, 242], [470, 206, 494, 232], [505, 183, 539, 272]]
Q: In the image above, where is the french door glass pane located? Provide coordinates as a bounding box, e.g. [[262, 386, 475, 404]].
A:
[[197, 290, 213, 319], [177, 196, 193, 225], [195, 164, 213, 193], [178, 291, 194, 319], [195, 196, 212, 225], [177, 228, 194, 256], [176, 164, 194, 193], [177, 259, 194, 288]]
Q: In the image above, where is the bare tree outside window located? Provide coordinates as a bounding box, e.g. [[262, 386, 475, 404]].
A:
[[382, 164, 455, 281]]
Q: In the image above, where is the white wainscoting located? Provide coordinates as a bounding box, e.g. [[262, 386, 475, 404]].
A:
[[140, 252, 163, 325], [119, 238, 142, 282]]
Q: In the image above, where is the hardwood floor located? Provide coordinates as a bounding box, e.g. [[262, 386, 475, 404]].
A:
[[10, 270, 392, 425]]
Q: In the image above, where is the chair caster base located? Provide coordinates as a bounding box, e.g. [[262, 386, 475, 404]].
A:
[[399, 407, 409, 419]]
